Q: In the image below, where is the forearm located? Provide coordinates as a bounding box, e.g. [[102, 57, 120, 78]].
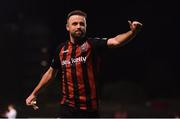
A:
[[107, 21, 142, 48], [31, 67, 57, 96], [108, 30, 136, 48], [114, 30, 136, 45], [31, 74, 50, 96]]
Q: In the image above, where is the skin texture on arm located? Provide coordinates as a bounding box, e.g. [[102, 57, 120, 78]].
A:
[[26, 67, 58, 109], [107, 20, 143, 48]]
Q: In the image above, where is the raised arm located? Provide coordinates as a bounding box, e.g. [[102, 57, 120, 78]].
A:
[[25, 67, 58, 109], [107, 20, 143, 48]]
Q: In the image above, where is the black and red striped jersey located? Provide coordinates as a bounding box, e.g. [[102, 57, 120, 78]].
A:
[[51, 37, 108, 111]]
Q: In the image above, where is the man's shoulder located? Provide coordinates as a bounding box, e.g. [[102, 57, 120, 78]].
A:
[[57, 41, 68, 49], [53, 41, 68, 54]]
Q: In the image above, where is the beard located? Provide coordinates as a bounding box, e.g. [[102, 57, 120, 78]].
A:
[[71, 30, 86, 39]]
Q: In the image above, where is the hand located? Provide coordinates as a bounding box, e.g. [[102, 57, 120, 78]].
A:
[[128, 20, 143, 34], [26, 94, 39, 110]]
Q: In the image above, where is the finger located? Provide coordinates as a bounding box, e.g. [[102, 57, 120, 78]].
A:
[[137, 22, 143, 26], [136, 23, 143, 29], [26, 100, 32, 105], [26, 99, 36, 106], [128, 20, 132, 25], [32, 104, 39, 110], [133, 21, 143, 26], [31, 100, 39, 110], [31, 100, 37, 105]]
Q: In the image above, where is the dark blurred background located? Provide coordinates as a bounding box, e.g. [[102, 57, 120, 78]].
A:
[[0, 0, 179, 118]]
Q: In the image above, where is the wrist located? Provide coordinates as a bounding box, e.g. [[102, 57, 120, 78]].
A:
[[31, 92, 38, 97]]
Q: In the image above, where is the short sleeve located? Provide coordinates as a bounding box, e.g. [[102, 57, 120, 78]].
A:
[[88, 37, 108, 52], [50, 45, 62, 69]]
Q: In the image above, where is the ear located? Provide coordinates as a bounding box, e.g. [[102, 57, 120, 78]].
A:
[[66, 23, 69, 31]]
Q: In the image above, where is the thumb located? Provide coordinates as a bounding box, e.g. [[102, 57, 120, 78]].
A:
[[128, 20, 132, 26]]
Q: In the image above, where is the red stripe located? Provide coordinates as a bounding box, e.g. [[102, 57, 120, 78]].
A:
[[65, 43, 75, 106], [75, 45, 87, 109], [59, 46, 66, 102]]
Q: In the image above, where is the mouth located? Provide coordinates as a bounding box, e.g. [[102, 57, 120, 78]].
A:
[[75, 30, 83, 36], [75, 30, 82, 34], [72, 30, 85, 38]]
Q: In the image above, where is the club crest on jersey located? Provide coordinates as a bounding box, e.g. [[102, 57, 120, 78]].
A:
[[80, 42, 88, 52]]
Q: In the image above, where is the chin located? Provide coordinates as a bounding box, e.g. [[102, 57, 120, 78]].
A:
[[75, 34, 85, 39]]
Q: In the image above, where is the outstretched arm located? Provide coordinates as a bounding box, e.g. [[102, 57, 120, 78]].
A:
[[26, 67, 58, 109], [107, 20, 143, 48]]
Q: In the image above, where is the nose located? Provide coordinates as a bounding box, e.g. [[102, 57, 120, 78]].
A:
[[77, 23, 81, 28]]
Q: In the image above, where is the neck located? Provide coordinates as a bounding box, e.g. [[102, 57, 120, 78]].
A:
[[70, 35, 85, 44], [70, 35, 75, 44]]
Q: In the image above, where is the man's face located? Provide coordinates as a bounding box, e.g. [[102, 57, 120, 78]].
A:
[[66, 15, 87, 39]]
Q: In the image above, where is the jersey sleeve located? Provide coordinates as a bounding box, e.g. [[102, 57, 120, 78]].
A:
[[88, 37, 108, 52], [50, 45, 61, 69]]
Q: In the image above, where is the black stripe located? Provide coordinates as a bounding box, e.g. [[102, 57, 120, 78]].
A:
[[62, 42, 70, 104], [91, 52, 99, 109], [81, 50, 92, 110], [71, 45, 80, 108], [88, 40, 99, 109]]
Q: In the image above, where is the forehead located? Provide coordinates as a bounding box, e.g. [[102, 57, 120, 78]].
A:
[[68, 15, 86, 23]]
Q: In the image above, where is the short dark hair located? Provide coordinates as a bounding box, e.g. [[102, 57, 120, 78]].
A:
[[67, 10, 87, 20]]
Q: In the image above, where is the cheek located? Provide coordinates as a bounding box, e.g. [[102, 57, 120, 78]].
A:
[[68, 27, 75, 32], [83, 26, 87, 30], [82, 28, 86, 32]]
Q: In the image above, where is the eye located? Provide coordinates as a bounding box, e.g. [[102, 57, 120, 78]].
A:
[[80, 22, 85, 26], [72, 22, 78, 26]]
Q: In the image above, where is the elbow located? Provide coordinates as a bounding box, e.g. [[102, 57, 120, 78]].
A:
[[107, 38, 123, 48], [112, 39, 120, 46]]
